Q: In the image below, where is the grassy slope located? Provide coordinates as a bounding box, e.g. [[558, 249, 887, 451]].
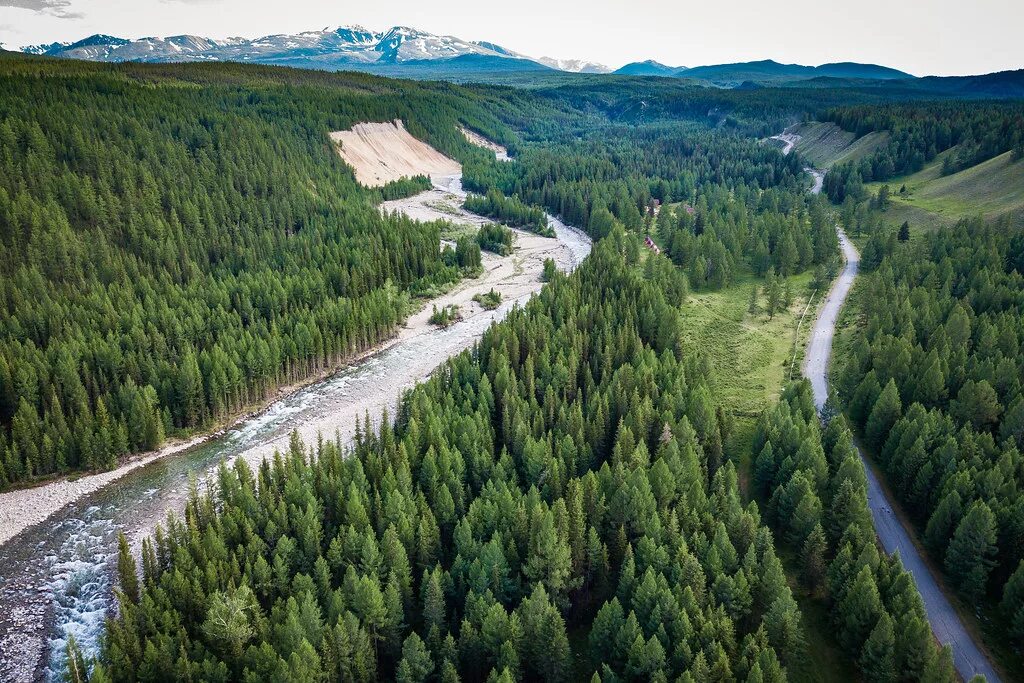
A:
[[868, 149, 1024, 231], [679, 269, 857, 683], [791, 121, 889, 169]]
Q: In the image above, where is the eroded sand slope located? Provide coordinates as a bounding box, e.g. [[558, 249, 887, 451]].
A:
[[330, 120, 461, 186], [460, 126, 510, 160]]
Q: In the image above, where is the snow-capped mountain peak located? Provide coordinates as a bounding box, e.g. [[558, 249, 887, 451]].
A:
[[17, 24, 598, 74]]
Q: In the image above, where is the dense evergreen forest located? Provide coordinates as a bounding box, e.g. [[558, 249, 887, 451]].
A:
[[754, 383, 956, 680], [463, 190, 552, 236], [820, 102, 1024, 202], [95, 236, 815, 682], [0, 53, 855, 488], [464, 124, 838, 290], [0, 56, 529, 488], [837, 219, 1024, 640]]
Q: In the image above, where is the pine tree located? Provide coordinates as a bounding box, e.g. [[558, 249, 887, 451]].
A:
[[202, 586, 256, 661], [176, 349, 205, 428], [518, 585, 571, 682], [116, 532, 140, 604], [838, 566, 883, 651], [396, 633, 434, 683], [950, 379, 1002, 430], [765, 269, 782, 319], [920, 645, 956, 683], [64, 635, 89, 683], [524, 509, 574, 608], [422, 569, 447, 640], [925, 491, 963, 558], [801, 524, 827, 589]]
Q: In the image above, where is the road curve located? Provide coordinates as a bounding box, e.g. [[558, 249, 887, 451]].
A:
[[804, 226, 1001, 683]]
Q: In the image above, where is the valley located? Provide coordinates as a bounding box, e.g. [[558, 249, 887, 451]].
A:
[[0, 15, 1021, 682]]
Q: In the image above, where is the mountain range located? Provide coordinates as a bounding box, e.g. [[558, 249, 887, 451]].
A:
[[20, 25, 614, 73], [14, 25, 1024, 96]]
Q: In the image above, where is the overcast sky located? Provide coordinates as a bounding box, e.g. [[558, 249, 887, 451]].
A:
[[1, 0, 1021, 76]]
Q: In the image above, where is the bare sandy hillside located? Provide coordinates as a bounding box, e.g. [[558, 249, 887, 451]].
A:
[[330, 120, 461, 186], [460, 126, 510, 160]]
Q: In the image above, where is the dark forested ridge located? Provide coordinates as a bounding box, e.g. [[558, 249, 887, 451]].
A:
[[838, 220, 1024, 641]]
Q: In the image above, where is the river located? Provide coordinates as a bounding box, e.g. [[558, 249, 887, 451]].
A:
[[0, 176, 591, 682]]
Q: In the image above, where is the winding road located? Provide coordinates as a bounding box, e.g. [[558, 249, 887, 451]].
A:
[[803, 199, 1001, 682]]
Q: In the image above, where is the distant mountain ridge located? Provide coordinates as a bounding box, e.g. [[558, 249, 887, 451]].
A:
[[16, 28, 1020, 95], [613, 60, 680, 76], [680, 59, 913, 82]]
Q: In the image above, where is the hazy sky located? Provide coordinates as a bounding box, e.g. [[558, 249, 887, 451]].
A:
[[1, 0, 1022, 76]]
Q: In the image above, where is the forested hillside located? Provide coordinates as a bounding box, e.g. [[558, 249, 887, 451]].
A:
[[0, 56, 523, 488], [838, 219, 1024, 650]]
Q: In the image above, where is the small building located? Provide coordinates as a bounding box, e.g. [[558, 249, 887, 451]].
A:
[[644, 236, 661, 255]]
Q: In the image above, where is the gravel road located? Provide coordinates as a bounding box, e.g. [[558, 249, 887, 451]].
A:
[[804, 226, 1001, 683]]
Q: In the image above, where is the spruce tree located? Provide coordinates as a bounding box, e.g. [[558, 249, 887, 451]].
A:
[[858, 612, 896, 682], [944, 500, 998, 601], [864, 380, 901, 451]]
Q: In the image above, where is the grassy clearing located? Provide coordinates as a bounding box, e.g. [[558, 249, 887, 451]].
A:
[[680, 270, 814, 420], [791, 121, 889, 169], [866, 149, 1024, 231], [680, 269, 817, 495]]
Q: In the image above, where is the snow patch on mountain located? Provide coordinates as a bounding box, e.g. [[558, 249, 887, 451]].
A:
[[537, 57, 611, 74]]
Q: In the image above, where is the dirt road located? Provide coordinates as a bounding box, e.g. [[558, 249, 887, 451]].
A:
[[770, 130, 801, 155], [803, 227, 1001, 683]]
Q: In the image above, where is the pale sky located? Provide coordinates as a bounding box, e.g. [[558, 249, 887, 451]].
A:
[[1, 0, 1022, 76]]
